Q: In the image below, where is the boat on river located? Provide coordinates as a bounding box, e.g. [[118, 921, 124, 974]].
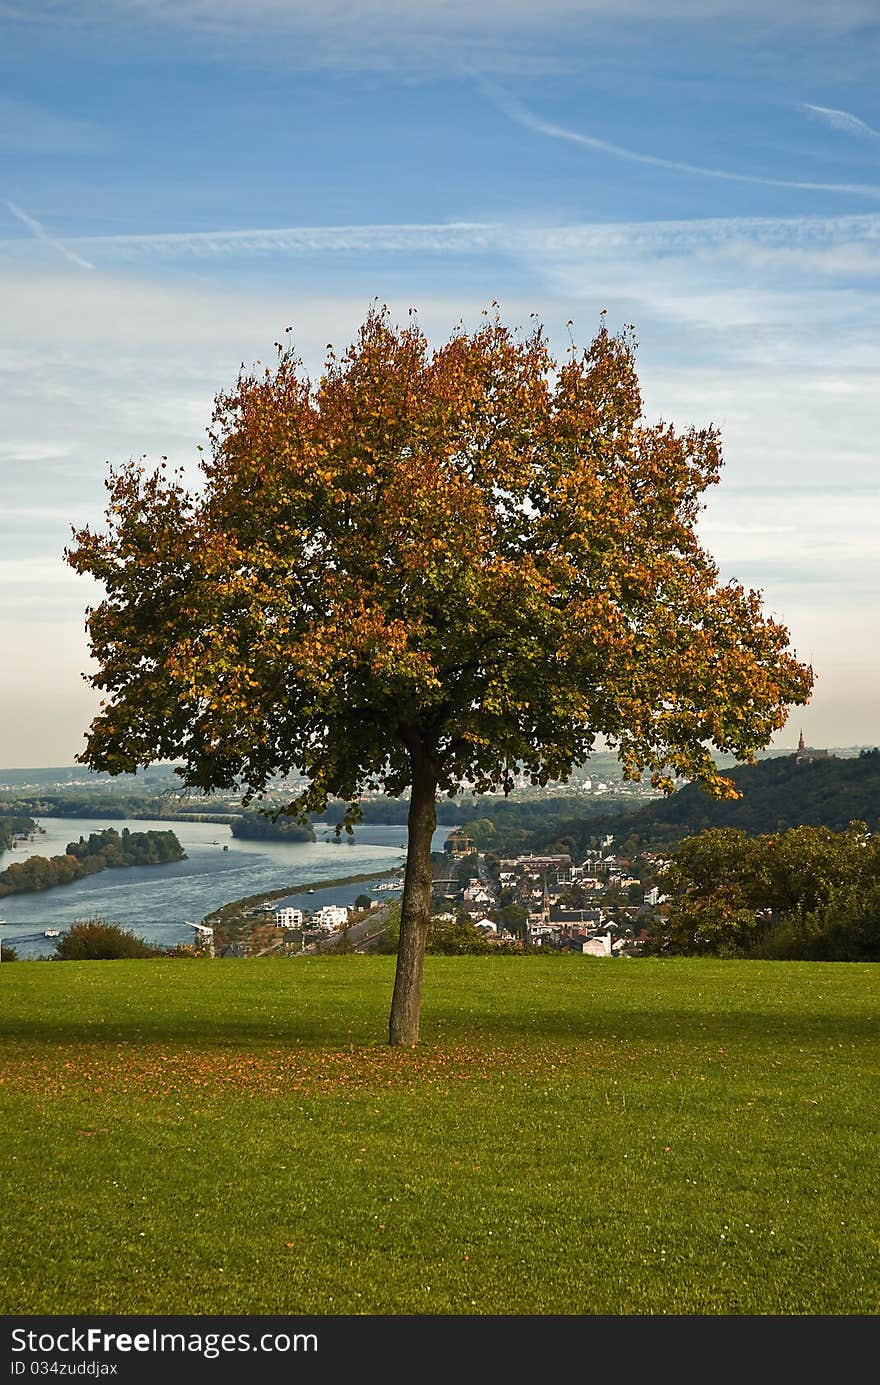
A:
[[44, 928, 61, 938]]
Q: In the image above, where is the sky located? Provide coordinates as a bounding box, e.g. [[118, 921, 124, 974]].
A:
[[1, 1, 878, 767]]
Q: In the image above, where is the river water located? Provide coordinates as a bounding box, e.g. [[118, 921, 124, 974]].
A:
[[0, 818, 450, 958]]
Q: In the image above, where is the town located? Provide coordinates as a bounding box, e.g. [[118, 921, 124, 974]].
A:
[[203, 828, 667, 959]]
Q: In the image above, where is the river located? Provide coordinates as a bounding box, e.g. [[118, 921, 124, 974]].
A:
[[0, 818, 451, 958]]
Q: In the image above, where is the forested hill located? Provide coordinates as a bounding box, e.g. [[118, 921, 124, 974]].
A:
[[457, 751, 880, 857], [632, 750, 878, 831], [567, 751, 880, 854]]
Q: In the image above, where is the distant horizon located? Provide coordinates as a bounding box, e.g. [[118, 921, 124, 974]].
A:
[[2, 742, 877, 779]]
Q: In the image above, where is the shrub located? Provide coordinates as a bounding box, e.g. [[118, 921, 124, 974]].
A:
[[53, 918, 163, 960]]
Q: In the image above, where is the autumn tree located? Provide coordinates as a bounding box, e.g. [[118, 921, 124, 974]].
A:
[[66, 305, 812, 1043]]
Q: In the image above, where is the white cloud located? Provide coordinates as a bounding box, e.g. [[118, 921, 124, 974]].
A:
[[3, 208, 880, 278], [45, 222, 500, 263], [699, 491, 880, 579], [0, 557, 90, 586], [0, 506, 80, 520], [804, 104, 880, 141], [707, 242, 880, 277], [0, 441, 73, 464], [2, 2, 875, 76], [13, 1, 876, 24]]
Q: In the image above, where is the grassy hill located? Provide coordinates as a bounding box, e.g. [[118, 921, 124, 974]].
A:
[[1, 956, 877, 1315]]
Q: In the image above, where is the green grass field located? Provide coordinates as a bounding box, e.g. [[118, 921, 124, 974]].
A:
[[1, 955, 877, 1315]]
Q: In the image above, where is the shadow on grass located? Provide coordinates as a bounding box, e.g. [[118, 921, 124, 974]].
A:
[[2, 956, 876, 1049], [1, 1005, 877, 1049]]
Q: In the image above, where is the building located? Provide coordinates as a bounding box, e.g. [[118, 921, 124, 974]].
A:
[[582, 934, 614, 957], [444, 830, 476, 858], [462, 879, 493, 906], [548, 907, 605, 927], [499, 853, 570, 872], [310, 904, 349, 931], [794, 729, 831, 764], [275, 907, 304, 929]]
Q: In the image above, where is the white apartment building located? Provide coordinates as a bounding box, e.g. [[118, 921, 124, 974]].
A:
[[311, 905, 349, 931], [275, 907, 304, 929]]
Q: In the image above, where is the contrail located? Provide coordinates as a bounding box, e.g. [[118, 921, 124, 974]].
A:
[[5, 200, 94, 269], [485, 85, 880, 200], [70, 221, 496, 258], [3, 213, 879, 268], [803, 104, 880, 141]]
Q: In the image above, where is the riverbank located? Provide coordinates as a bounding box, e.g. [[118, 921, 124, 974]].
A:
[[203, 867, 399, 925], [203, 867, 402, 953]]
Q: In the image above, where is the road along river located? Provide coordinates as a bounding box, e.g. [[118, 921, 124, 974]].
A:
[[0, 818, 450, 958]]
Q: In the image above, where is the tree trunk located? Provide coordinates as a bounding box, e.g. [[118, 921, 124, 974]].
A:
[[388, 754, 437, 1046]]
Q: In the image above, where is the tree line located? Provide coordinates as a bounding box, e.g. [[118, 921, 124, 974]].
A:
[[0, 814, 38, 853], [0, 792, 234, 823], [451, 751, 880, 859], [649, 821, 880, 960]]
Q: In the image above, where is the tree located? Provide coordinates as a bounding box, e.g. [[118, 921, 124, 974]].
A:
[[65, 305, 812, 1043], [650, 822, 880, 956], [497, 902, 528, 940], [354, 893, 372, 910], [332, 922, 355, 954], [426, 912, 498, 954]]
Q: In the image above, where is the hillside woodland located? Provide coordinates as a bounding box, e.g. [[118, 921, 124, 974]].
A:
[[456, 752, 880, 857]]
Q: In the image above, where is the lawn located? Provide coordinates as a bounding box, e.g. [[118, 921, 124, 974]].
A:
[[1, 955, 877, 1315]]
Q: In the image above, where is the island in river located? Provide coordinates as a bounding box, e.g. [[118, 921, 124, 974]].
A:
[[0, 827, 185, 898], [0, 814, 39, 852], [230, 811, 315, 842]]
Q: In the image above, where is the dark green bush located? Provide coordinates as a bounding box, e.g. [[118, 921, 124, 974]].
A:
[[53, 918, 163, 960]]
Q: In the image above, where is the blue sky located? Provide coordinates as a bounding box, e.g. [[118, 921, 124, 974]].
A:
[[1, 1, 878, 765]]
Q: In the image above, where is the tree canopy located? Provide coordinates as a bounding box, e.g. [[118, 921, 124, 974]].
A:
[[66, 305, 812, 1041], [650, 823, 880, 959]]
